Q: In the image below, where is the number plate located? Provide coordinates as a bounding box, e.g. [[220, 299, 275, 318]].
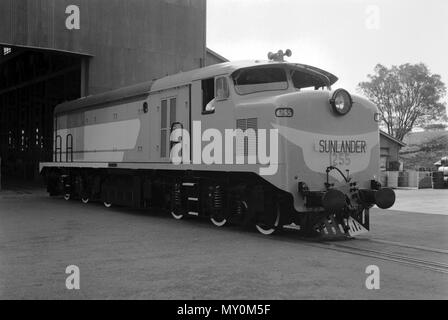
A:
[[330, 152, 352, 166]]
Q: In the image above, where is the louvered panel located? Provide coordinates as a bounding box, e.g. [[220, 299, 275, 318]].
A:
[[236, 119, 247, 158], [236, 118, 258, 158], [236, 119, 247, 131], [246, 118, 258, 157], [246, 118, 258, 130]]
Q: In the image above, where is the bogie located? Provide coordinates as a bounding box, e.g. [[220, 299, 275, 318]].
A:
[[171, 211, 184, 220], [255, 205, 281, 236], [46, 168, 288, 234]]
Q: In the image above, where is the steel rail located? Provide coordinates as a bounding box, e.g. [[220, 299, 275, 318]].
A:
[[310, 242, 448, 274]]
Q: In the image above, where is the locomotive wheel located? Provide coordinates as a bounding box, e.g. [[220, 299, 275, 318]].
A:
[[171, 210, 184, 220], [81, 197, 90, 204], [64, 194, 71, 201], [210, 214, 227, 227], [103, 202, 112, 208], [255, 206, 281, 236]]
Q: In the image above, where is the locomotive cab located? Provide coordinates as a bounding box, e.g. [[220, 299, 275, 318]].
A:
[[226, 59, 395, 238]]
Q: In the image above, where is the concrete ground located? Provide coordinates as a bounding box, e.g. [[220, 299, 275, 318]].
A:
[[392, 189, 448, 215], [0, 188, 447, 300]]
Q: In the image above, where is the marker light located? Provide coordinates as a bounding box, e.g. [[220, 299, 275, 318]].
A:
[[374, 112, 381, 122], [275, 108, 294, 118], [330, 89, 353, 116]]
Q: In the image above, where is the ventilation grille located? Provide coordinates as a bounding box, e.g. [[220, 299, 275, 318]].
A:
[[236, 118, 258, 157]]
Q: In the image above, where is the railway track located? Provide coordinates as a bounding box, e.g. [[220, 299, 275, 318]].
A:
[[311, 241, 448, 274], [272, 228, 448, 274], [367, 238, 448, 255]]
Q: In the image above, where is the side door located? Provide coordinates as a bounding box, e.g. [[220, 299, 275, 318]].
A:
[[191, 76, 233, 164], [155, 86, 190, 163]]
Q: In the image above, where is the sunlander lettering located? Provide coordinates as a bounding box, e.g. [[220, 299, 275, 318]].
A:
[[319, 140, 367, 154]]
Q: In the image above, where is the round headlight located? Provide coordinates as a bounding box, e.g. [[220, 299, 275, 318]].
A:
[[330, 89, 353, 116]]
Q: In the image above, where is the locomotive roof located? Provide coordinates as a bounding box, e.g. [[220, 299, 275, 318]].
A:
[[54, 80, 153, 115], [55, 60, 338, 115], [151, 60, 338, 91]]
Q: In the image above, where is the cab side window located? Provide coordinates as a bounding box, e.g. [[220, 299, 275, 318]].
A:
[[215, 77, 229, 101], [202, 78, 215, 114]]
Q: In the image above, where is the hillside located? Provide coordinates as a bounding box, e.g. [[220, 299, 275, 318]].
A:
[[400, 131, 448, 170]]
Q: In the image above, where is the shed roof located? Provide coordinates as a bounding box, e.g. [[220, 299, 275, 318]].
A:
[[206, 48, 229, 63], [380, 131, 407, 147]]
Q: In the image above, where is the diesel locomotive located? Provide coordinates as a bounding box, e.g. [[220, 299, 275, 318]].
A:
[[40, 50, 396, 239]]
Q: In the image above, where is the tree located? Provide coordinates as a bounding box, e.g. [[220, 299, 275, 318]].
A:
[[424, 123, 447, 131], [358, 63, 447, 141], [419, 135, 448, 153]]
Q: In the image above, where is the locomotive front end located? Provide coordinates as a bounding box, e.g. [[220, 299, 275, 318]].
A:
[[274, 86, 395, 238]]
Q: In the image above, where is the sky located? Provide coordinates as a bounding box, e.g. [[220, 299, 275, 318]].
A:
[[207, 0, 448, 119]]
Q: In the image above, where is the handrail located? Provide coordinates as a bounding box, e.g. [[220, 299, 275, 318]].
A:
[[66, 134, 73, 162], [170, 122, 184, 158], [55, 135, 62, 162]]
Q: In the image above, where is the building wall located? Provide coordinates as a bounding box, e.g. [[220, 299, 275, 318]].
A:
[[0, 0, 207, 95], [0, 0, 206, 182], [380, 135, 401, 171]]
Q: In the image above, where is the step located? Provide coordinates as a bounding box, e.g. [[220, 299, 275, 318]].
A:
[[182, 182, 196, 187]]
